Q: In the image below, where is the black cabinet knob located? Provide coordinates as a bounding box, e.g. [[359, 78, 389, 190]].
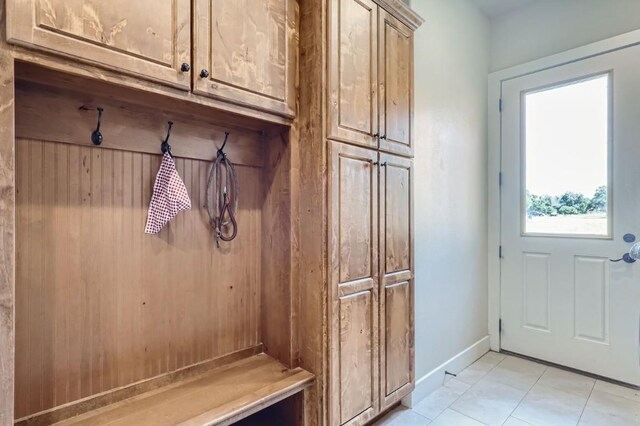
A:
[[200, 69, 210, 78], [380, 135, 387, 140], [180, 63, 190, 72]]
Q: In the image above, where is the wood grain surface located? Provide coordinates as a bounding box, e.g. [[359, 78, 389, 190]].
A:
[[194, 0, 298, 117], [327, 0, 378, 149], [379, 152, 414, 408], [14, 138, 263, 419], [0, 24, 16, 426], [51, 354, 313, 426], [378, 10, 413, 156], [329, 141, 379, 426], [7, 0, 191, 89]]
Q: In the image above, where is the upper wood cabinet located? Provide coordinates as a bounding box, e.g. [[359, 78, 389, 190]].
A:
[[378, 11, 413, 157], [378, 152, 414, 409], [327, 0, 415, 156], [193, 0, 297, 117], [6, 0, 298, 118], [6, 0, 191, 89], [328, 0, 379, 149], [329, 141, 379, 426]]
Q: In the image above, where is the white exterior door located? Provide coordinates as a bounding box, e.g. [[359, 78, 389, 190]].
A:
[[500, 44, 640, 386]]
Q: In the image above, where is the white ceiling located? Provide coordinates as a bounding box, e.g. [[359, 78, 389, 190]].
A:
[[472, 0, 536, 17]]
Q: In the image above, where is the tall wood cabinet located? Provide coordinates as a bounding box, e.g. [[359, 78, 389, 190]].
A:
[[327, 0, 414, 156], [298, 1, 422, 425], [6, 0, 297, 117]]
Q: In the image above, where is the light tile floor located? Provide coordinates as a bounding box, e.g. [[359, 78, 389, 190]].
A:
[[374, 352, 640, 426]]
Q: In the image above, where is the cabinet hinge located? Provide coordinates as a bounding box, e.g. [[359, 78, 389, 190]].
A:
[[499, 318, 503, 333], [498, 172, 503, 187], [499, 245, 503, 259], [499, 98, 503, 112]]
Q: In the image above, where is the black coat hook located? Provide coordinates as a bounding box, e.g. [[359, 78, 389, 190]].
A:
[[91, 107, 104, 145], [217, 132, 230, 158], [161, 121, 174, 157]]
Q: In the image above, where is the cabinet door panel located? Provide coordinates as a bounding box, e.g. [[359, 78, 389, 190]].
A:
[[339, 290, 375, 424], [329, 141, 379, 425], [379, 153, 414, 408], [384, 281, 411, 396], [379, 10, 413, 156], [193, 0, 297, 117], [328, 0, 378, 148], [7, 0, 191, 89]]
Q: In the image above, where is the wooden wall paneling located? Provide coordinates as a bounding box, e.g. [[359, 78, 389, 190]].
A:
[[0, 36, 15, 424], [193, 0, 298, 118], [6, 0, 191, 89], [296, 0, 329, 424], [14, 81, 265, 168], [328, 141, 379, 426], [261, 129, 294, 367], [378, 152, 414, 408], [14, 138, 264, 420], [378, 10, 413, 157], [327, 0, 378, 149]]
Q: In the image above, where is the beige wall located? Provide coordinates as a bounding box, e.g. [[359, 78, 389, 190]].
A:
[[490, 0, 640, 71], [412, 0, 490, 380]]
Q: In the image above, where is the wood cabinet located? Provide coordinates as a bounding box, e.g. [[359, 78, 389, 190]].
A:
[[329, 141, 379, 426], [378, 12, 413, 157], [328, 0, 379, 149], [298, 2, 422, 425], [328, 142, 414, 424], [327, 0, 414, 156], [379, 152, 414, 408], [193, 0, 297, 117], [6, 0, 191, 89], [6, 0, 297, 117]]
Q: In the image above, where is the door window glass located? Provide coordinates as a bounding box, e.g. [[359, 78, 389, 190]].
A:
[[523, 74, 610, 236]]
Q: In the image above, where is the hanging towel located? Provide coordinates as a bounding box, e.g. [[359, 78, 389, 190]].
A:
[[144, 153, 191, 234]]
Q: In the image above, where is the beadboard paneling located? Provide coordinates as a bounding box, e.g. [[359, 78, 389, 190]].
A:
[[15, 138, 262, 419]]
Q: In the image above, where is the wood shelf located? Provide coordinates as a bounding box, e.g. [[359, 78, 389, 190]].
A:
[[52, 355, 313, 426]]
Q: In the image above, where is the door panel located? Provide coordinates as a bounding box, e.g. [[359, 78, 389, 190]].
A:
[[383, 281, 411, 396], [193, 0, 297, 117], [500, 45, 640, 385], [378, 10, 413, 156], [338, 290, 375, 424], [379, 153, 413, 407], [329, 141, 379, 425], [328, 0, 378, 148], [7, 0, 191, 89]]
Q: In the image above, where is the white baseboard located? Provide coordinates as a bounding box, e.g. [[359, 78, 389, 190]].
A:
[[402, 336, 490, 408]]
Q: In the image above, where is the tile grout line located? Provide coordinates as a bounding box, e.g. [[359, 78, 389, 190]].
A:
[[502, 360, 549, 423], [449, 407, 490, 425], [576, 380, 597, 425], [435, 353, 509, 425]]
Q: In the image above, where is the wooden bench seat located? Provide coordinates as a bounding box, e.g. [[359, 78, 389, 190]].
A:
[[53, 354, 314, 426]]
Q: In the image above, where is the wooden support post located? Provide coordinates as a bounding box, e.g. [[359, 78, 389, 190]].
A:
[[0, 35, 16, 426]]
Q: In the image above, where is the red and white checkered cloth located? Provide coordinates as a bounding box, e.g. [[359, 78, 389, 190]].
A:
[[144, 153, 191, 234]]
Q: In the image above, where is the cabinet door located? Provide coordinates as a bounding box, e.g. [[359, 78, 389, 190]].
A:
[[379, 153, 414, 408], [329, 141, 379, 425], [327, 0, 378, 149], [7, 0, 191, 89], [193, 0, 297, 118], [378, 10, 414, 156]]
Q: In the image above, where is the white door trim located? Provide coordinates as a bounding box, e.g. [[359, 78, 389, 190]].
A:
[[487, 29, 640, 352]]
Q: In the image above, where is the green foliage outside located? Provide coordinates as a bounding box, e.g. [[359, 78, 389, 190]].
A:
[[527, 186, 607, 217]]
